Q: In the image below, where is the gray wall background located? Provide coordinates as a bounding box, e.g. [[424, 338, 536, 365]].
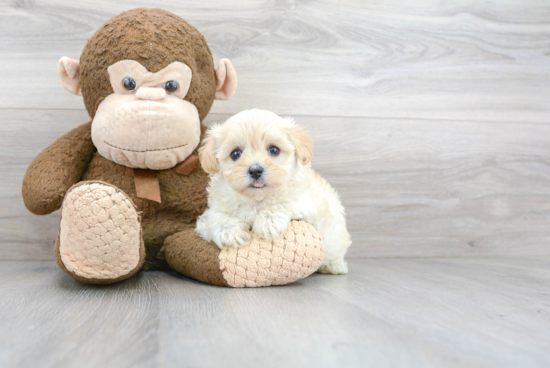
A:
[[1, 0, 549, 260]]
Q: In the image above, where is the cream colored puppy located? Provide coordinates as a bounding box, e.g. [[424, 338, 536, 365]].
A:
[[196, 109, 351, 274]]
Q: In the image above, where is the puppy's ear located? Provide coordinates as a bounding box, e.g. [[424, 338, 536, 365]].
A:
[[199, 126, 219, 174], [291, 125, 314, 165]]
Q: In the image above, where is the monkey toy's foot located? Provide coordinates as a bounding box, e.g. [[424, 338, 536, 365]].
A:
[[55, 181, 145, 284]]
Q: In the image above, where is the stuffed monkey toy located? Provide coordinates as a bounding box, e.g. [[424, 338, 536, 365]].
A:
[[22, 8, 324, 287]]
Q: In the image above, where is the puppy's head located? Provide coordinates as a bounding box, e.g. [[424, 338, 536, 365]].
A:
[[199, 109, 313, 200]]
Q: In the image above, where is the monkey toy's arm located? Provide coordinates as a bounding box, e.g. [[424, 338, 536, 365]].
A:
[[22, 121, 96, 215]]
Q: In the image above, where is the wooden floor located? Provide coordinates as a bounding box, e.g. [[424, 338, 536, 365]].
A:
[[0, 258, 549, 368], [1, 1, 550, 367]]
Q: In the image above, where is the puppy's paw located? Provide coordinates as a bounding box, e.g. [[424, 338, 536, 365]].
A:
[[318, 259, 348, 275], [252, 211, 290, 241], [216, 224, 251, 249]]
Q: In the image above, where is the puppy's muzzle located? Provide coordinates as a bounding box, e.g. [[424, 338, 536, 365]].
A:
[[248, 165, 264, 180]]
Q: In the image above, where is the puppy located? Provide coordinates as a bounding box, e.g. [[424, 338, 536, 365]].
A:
[[196, 109, 351, 274]]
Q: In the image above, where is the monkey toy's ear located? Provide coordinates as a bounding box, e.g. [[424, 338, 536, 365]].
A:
[[214, 59, 238, 100], [57, 57, 82, 96]]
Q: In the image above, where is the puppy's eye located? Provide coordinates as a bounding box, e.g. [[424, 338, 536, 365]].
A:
[[123, 77, 137, 91], [164, 80, 179, 93], [230, 149, 242, 161], [268, 146, 280, 156]]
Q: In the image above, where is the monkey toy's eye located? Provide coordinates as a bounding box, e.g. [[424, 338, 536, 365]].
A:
[[268, 146, 280, 156], [123, 77, 137, 91], [230, 149, 242, 161], [164, 80, 179, 93]]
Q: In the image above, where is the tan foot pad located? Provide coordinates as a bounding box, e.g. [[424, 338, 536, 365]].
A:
[[57, 181, 144, 283], [219, 221, 325, 287]]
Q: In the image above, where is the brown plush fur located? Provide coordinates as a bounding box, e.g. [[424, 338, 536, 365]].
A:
[[22, 8, 219, 274], [163, 228, 229, 286], [23, 121, 211, 270], [22, 122, 96, 215], [79, 8, 217, 121]]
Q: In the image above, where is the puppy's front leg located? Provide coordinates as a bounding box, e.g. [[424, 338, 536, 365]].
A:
[[196, 210, 251, 249], [252, 209, 291, 241]]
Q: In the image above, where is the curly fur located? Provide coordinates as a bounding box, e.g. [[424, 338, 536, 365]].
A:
[[196, 109, 352, 274]]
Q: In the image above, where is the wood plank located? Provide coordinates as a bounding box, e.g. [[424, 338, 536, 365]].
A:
[[0, 1, 549, 122], [0, 259, 548, 367], [2, 109, 550, 260]]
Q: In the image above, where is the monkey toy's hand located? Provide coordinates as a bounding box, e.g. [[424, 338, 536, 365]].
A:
[[22, 122, 96, 215]]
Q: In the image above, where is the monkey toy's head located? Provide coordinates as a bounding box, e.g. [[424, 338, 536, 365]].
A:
[[57, 8, 237, 170]]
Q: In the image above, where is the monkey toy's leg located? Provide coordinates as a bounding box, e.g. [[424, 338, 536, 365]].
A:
[[55, 181, 146, 284], [163, 228, 230, 286], [163, 221, 326, 288]]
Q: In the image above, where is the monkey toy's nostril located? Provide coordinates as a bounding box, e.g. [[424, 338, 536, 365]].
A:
[[248, 165, 264, 180]]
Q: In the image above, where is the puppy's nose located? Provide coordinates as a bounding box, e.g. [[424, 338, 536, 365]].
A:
[[248, 165, 264, 180]]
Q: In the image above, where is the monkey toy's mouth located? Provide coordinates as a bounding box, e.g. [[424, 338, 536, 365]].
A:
[[103, 140, 188, 153]]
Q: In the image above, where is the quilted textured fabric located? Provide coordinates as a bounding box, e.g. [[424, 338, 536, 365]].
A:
[[219, 221, 325, 287], [59, 182, 143, 280]]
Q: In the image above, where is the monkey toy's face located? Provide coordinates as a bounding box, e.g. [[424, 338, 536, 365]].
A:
[[92, 60, 200, 170], [56, 8, 237, 171]]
